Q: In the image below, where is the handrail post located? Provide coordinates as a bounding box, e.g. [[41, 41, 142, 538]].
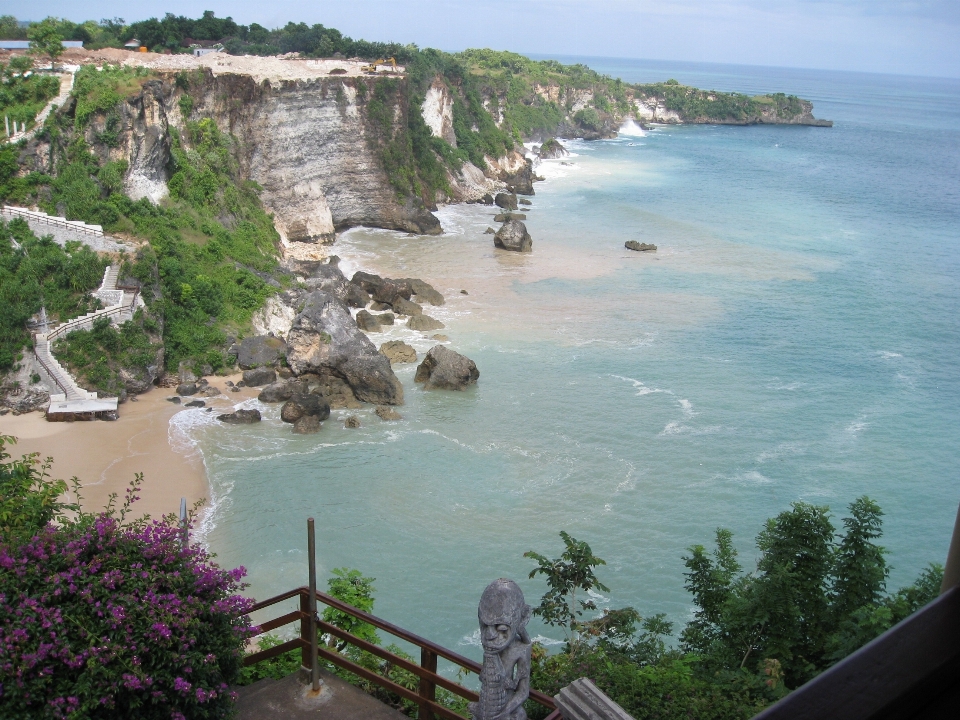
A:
[[307, 517, 321, 693], [419, 647, 437, 720]]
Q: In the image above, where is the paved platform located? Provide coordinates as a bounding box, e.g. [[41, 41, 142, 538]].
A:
[[234, 669, 408, 720]]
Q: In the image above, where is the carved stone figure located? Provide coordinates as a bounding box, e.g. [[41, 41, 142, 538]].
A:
[[469, 579, 532, 720]]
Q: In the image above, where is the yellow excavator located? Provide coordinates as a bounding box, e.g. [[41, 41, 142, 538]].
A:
[[361, 57, 397, 74]]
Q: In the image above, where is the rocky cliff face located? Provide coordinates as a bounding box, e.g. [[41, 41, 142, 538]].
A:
[[421, 77, 457, 148], [69, 71, 443, 244], [185, 72, 441, 242]]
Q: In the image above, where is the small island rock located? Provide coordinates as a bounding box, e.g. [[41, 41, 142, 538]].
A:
[[625, 241, 657, 252], [414, 345, 480, 390], [538, 138, 569, 159]]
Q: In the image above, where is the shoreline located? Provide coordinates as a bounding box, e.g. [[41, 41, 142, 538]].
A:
[[0, 384, 215, 521]]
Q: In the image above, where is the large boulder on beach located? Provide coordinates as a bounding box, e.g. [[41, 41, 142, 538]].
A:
[[304, 263, 370, 308], [176, 382, 198, 396], [351, 272, 412, 306], [495, 192, 518, 210], [407, 314, 445, 331], [494, 220, 533, 253], [414, 345, 479, 390], [380, 341, 418, 364], [238, 335, 287, 369], [242, 367, 277, 387], [285, 291, 404, 406], [217, 408, 262, 424]]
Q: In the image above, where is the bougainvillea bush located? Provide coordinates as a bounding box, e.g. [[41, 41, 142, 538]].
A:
[[0, 437, 257, 719]]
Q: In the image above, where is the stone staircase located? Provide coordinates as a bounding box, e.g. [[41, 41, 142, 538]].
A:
[[2, 205, 129, 253], [34, 264, 138, 410]]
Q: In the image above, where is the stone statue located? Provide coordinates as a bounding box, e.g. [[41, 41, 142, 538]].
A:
[[469, 579, 532, 720]]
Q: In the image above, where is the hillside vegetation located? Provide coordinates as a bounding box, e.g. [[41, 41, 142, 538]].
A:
[[0, 12, 823, 377]]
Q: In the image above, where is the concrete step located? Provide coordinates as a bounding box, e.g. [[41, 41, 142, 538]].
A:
[[234, 670, 407, 720]]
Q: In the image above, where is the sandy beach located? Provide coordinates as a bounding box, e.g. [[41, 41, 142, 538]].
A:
[[0, 377, 256, 522]]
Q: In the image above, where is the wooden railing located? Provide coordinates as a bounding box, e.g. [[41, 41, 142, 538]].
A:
[[244, 586, 561, 720]]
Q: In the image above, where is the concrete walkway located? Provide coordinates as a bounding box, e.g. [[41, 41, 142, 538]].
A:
[[34, 265, 138, 414], [234, 670, 408, 720]]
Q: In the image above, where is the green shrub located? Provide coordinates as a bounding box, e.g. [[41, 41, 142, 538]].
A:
[[0, 219, 106, 371], [0, 465, 256, 719], [53, 312, 163, 396]]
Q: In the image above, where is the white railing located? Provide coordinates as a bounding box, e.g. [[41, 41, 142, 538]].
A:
[[2, 206, 104, 237]]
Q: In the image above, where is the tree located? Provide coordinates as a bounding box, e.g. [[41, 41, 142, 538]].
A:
[[0, 435, 77, 543], [831, 497, 887, 621], [0, 15, 26, 40], [525, 530, 611, 654], [27, 17, 65, 70], [322, 567, 380, 648], [680, 497, 944, 688]]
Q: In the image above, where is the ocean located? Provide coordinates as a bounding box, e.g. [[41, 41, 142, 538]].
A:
[[178, 58, 960, 659]]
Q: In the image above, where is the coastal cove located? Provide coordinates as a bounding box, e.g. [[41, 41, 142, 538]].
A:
[[177, 58, 960, 662]]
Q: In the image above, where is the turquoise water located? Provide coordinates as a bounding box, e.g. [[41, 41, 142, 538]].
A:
[[183, 60, 960, 658]]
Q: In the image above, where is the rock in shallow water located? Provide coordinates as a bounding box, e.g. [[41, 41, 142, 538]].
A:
[[344, 415, 361, 428], [407, 314, 445, 331], [625, 240, 657, 252], [217, 408, 262, 424], [242, 367, 277, 387], [356, 309, 381, 332], [376, 406, 402, 421], [280, 392, 331, 423], [392, 297, 423, 316], [380, 340, 418, 364], [414, 345, 479, 390], [495, 192, 518, 210], [176, 382, 197, 396], [293, 415, 321, 434], [494, 219, 533, 253], [258, 380, 305, 403]]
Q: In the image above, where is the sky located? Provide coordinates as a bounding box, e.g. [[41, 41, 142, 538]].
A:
[[20, 0, 960, 78]]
